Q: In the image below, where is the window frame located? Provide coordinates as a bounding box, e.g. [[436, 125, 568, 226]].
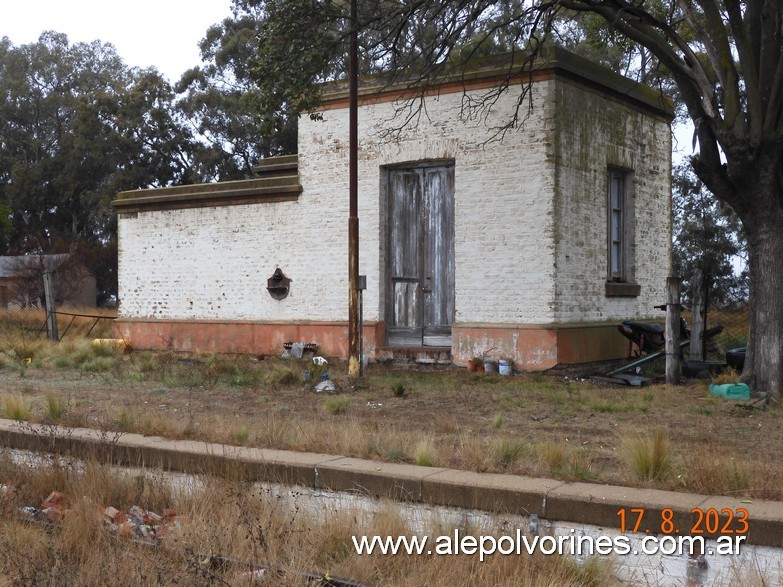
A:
[[605, 167, 640, 297], [607, 168, 627, 281]]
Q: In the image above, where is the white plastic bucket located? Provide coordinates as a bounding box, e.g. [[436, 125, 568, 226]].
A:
[[498, 360, 512, 375]]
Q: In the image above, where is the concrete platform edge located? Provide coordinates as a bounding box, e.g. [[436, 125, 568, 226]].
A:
[[0, 419, 780, 547]]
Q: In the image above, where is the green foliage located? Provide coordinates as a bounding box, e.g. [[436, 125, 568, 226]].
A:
[[263, 363, 302, 388], [0, 33, 204, 300], [672, 164, 747, 306], [234, 425, 251, 445], [80, 356, 116, 373], [176, 1, 297, 177], [391, 382, 407, 397], [491, 437, 529, 468], [413, 437, 438, 466], [250, 0, 531, 135]]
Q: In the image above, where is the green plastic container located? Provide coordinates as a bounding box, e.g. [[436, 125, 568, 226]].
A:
[[708, 383, 750, 400]]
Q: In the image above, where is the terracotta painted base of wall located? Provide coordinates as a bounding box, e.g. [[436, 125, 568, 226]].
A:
[[452, 323, 629, 370], [114, 319, 385, 359], [116, 318, 628, 370]]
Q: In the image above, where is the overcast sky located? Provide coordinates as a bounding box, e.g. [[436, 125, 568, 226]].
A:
[[2, 0, 234, 82]]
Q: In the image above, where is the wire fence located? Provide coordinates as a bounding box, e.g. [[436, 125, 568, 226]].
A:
[[702, 303, 748, 361], [0, 306, 117, 343]]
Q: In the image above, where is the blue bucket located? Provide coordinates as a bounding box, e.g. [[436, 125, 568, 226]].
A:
[[498, 360, 512, 376]]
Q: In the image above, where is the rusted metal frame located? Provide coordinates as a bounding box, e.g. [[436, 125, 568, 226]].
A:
[[58, 315, 78, 340]]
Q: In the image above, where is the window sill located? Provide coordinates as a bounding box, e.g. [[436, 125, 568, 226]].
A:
[[605, 281, 641, 297]]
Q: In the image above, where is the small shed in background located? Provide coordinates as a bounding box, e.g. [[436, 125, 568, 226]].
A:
[[0, 254, 96, 308]]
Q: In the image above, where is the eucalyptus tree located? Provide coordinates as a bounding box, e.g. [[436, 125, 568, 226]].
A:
[[0, 32, 199, 301], [672, 164, 747, 307], [176, 0, 297, 179]]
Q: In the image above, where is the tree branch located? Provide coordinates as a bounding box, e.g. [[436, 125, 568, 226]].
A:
[[724, 0, 764, 142], [686, 0, 743, 132]]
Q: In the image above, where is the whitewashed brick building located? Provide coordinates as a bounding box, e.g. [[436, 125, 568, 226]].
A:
[[114, 49, 672, 369]]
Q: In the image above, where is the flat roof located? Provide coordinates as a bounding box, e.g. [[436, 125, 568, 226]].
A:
[[318, 46, 673, 120]]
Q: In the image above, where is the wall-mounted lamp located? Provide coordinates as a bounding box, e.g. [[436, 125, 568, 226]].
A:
[[267, 268, 291, 300]]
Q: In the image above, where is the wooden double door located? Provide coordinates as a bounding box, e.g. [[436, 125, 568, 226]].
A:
[[386, 165, 455, 347]]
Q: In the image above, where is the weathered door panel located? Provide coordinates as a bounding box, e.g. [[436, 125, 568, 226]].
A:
[[387, 170, 423, 345], [422, 167, 455, 346], [387, 165, 455, 347]]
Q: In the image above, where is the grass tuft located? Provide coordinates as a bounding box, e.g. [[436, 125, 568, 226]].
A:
[[413, 436, 438, 466], [233, 425, 251, 445], [2, 394, 31, 421], [391, 382, 407, 397], [490, 437, 529, 468], [44, 392, 67, 421], [323, 397, 350, 415], [621, 429, 671, 483], [680, 447, 770, 497], [81, 356, 116, 373]]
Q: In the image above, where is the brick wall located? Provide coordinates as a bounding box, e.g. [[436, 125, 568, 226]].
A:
[[118, 200, 347, 321], [551, 78, 672, 323], [299, 80, 559, 326], [117, 67, 671, 361]]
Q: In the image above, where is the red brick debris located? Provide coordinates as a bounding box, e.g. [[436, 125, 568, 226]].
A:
[[14, 487, 180, 544]]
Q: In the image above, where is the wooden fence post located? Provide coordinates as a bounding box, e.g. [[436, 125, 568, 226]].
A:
[[43, 270, 58, 342], [665, 277, 681, 385], [689, 269, 705, 361]]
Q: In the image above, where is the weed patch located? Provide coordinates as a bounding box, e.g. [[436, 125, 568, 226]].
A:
[[324, 397, 350, 415]]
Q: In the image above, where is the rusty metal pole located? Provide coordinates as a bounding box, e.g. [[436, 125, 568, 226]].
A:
[[347, 0, 360, 377]]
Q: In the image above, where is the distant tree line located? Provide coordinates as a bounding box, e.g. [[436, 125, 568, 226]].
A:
[[0, 23, 287, 305]]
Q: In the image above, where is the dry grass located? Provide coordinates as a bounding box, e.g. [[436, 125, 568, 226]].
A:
[[620, 429, 671, 483], [2, 395, 31, 421], [0, 457, 620, 586], [711, 367, 742, 384], [413, 435, 438, 466], [1, 333, 783, 501]]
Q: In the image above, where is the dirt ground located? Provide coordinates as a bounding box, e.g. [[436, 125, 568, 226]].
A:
[[1, 350, 781, 500]]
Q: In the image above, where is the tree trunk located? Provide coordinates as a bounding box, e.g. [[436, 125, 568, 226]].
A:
[[743, 205, 783, 395]]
